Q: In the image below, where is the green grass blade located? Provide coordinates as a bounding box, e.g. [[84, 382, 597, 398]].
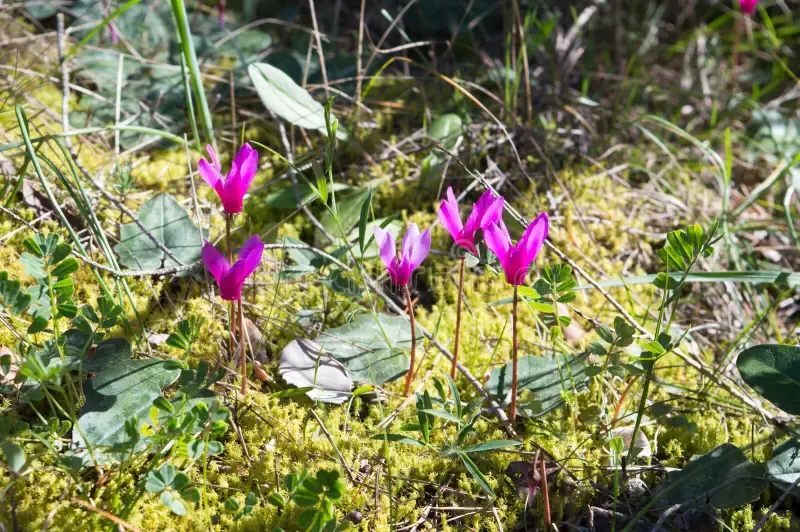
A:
[[491, 271, 800, 306], [67, 0, 144, 58], [169, 0, 216, 151], [0, 126, 186, 154]]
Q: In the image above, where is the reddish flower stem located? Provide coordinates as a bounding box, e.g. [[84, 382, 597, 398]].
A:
[[239, 298, 247, 395], [226, 214, 235, 359], [403, 284, 416, 397], [451, 255, 465, 380], [510, 284, 519, 421], [540, 456, 551, 527], [732, 16, 743, 69]]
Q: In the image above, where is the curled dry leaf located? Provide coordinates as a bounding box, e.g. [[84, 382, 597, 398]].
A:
[[0, 346, 20, 390], [610, 425, 652, 459], [278, 339, 353, 404], [557, 303, 585, 345], [147, 332, 170, 346]]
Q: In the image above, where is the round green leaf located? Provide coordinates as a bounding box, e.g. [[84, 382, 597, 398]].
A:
[[181, 487, 201, 504], [736, 344, 800, 415]]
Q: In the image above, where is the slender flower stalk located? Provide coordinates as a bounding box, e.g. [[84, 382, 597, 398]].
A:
[[733, 0, 758, 67], [238, 299, 246, 394], [202, 234, 265, 394], [484, 214, 549, 421], [226, 213, 234, 357], [452, 255, 465, 379], [511, 284, 519, 421], [374, 223, 431, 395], [438, 187, 504, 379], [540, 457, 551, 527], [403, 285, 417, 396]]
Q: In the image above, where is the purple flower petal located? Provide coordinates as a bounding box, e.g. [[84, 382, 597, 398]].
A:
[[219, 161, 244, 214], [438, 187, 463, 241], [480, 195, 504, 229], [389, 261, 410, 286], [484, 221, 511, 270], [516, 213, 548, 265], [740, 0, 758, 15], [233, 143, 259, 192], [219, 235, 264, 300], [374, 225, 396, 270], [408, 228, 431, 270], [205, 144, 221, 171], [238, 234, 266, 268], [201, 239, 230, 285], [198, 158, 221, 189], [401, 223, 420, 261], [463, 189, 497, 237], [506, 213, 548, 285]]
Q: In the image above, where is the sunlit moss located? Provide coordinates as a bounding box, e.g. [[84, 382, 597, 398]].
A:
[[0, 77, 778, 532]]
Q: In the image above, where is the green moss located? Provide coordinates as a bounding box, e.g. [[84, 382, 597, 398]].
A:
[[0, 76, 779, 532]]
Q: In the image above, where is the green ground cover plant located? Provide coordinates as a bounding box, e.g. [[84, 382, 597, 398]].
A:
[[2, 0, 800, 530]]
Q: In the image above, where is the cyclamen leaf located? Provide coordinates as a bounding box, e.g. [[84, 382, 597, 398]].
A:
[[74, 338, 181, 463], [736, 344, 800, 415], [114, 193, 204, 272], [248, 62, 347, 140]]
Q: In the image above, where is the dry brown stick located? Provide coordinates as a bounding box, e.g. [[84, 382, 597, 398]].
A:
[[307, 0, 329, 98], [377, 351, 442, 429], [70, 497, 142, 532], [229, 70, 237, 159], [509, 0, 532, 122], [752, 474, 800, 532], [56, 13, 71, 150]]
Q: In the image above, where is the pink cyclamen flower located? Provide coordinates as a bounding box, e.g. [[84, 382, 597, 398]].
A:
[[198, 143, 258, 214], [374, 224, 431, 286], [484, 214, 549, 285], [740, 0, 758, 15], [202, 234, 265, 300], [438, 187, 504, 255]]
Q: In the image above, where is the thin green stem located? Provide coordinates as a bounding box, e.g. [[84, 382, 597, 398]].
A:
[[0, 125, 186, 154]]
